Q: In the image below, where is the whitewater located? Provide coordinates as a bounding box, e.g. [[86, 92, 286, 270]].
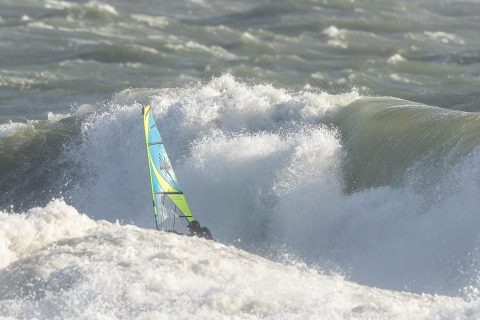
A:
[[1, 75, 480, 319], [0, 200, 478, 320]]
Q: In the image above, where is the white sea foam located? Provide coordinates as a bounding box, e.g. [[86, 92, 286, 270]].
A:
[[63, 75, 480, 297], [47, 112, 71, 122], [69, 75, 359, 231], [44, 0, 118, 21], [166, 40, 238, 60], [390, 73, 411, 83], [322, 25, 343, 38], [311, 72, 325, 80], [424, 31, 465, 45], [130, 14, 171, 28], [0, 71, 58, 89], [0, 200, 96, 269], [322, 26, 348, 48], [82, 0, 118, 16], [241, 32, 258, 43], [74, 104, 96, 116], [27, 21, 55, 30], [0, 121, 30, 138], [44, 0, 75, 10], [0, 199, 478, 319], [327, 39, 348, 49], [388, 53, 406, 64], [129, 44, 159, 54]]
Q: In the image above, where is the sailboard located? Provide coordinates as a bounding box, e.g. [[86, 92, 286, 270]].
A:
[[142, 104, 193, 231]]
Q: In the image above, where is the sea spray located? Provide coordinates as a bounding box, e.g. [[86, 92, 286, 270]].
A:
[[59, 76, 480, 295], [1, 76, 480, 295]]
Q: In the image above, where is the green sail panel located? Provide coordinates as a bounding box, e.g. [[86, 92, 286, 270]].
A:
[[142, 104, 193, 230]]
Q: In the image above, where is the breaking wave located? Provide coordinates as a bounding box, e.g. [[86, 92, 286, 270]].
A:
[[2, 75, 480, 298]]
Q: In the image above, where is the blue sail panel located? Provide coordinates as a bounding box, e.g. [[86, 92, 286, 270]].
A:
[[146, 109, 181, 191]]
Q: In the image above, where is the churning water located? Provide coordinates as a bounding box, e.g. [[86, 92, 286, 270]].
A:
[[2, 0, 480, 319]]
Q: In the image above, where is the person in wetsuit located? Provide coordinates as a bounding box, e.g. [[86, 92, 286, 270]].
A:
[[200, 226, 213, 240], [187, 220, 212, 240]]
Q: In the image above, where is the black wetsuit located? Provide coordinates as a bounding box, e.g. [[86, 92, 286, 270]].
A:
[[187, 220, 213, 240], [200, 227, 213, 240]]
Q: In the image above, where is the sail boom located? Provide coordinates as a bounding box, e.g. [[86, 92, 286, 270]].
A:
[[155, 191, 184, 195]]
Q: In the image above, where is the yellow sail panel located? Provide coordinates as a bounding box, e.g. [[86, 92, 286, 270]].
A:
[[149, 152, 178, 193], [149, 152, 193, 222], [167, 194, 193, 223]]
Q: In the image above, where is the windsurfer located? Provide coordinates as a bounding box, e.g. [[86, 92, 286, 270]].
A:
[[187, 220, 213, 240], [143, 105, 213, 241]]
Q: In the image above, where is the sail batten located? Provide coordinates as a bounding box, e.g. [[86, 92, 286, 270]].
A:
[[142, 104, 193, 231], [155, 191, 183, 195]]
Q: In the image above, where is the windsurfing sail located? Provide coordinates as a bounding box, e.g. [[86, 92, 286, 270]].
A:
[[142, 104, 193, 231]]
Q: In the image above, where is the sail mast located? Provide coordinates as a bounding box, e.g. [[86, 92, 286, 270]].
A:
[[142, 105, 160, 230]]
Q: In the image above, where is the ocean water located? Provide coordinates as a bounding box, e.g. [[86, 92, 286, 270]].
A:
[[2, 0, 480, 319]]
